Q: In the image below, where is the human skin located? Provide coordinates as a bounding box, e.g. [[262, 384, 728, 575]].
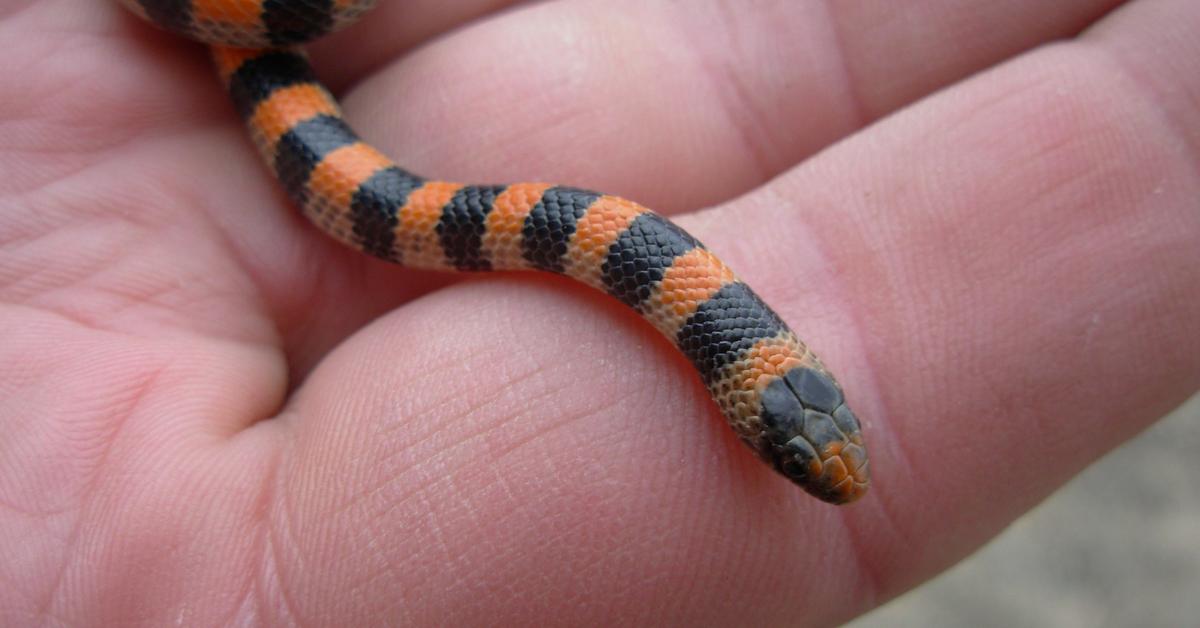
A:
[[0, 0, 1197, 624]]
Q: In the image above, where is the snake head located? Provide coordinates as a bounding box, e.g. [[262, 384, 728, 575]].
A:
[[758, 366, 870, 504]]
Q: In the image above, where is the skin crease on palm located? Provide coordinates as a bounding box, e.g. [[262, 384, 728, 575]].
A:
[[0, 0, 1197, 624]]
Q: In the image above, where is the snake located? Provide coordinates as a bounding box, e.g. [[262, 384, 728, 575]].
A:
[[114, 0, 870, 505]]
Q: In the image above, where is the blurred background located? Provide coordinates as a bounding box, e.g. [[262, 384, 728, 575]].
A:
[[849, 392, 1199, 628]]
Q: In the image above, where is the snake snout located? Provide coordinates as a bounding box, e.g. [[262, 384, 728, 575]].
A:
[[758, 366, 870, 504]]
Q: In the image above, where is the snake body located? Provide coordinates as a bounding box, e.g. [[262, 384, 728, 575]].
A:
[[116, 0, 870, 504]]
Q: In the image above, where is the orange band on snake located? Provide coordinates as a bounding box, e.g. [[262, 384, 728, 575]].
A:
[[115, 0, 870, 504]]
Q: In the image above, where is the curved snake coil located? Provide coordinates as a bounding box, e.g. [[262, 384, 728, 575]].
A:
[[115, 0, 870, 504]]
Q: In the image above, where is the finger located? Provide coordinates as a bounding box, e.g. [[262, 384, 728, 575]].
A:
[[721, 0, 1200, 612], [332, 0, 1125, 213], [308, 0, 529, 89], [280, 276, 831, 626], [828, 0, 1126, 118]]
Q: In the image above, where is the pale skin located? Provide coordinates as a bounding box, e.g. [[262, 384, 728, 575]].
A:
[[1, 0, 1197, 624]]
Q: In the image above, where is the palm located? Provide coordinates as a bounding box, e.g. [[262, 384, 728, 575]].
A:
[[1, 0, 1196, 624]]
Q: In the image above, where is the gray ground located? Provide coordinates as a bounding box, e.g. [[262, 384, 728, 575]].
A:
[[849, 393, 1199, 628]]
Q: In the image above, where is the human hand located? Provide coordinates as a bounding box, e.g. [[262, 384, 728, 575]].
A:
[[1, 0, 1196, 624]]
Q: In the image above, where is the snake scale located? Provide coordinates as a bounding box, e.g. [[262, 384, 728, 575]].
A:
[[115, 0, 870, 504]]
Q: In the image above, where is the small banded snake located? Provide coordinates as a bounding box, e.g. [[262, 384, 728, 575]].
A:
[[115, 0, 870, 504]]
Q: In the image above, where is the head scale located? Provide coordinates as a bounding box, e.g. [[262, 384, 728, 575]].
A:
[[757, 365, 870, 504]]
